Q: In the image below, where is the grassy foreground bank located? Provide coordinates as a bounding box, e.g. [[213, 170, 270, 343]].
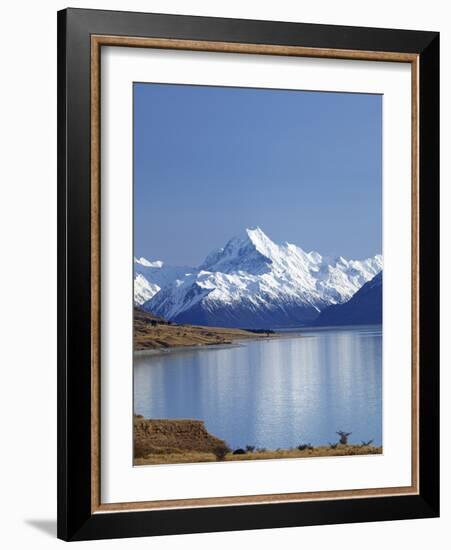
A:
[[133, 416, 382, 466], [135, 445, 382, 466]]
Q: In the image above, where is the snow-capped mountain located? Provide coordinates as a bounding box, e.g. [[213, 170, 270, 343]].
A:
[[133, 257, 196, 305], [139, 227, 382, 329], [314, 271, 382, 326]]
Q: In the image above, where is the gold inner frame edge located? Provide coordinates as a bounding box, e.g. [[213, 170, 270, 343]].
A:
[[90, 35, 420, 514]]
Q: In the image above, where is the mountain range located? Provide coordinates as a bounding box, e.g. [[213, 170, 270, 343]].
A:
[[134, 227, 382, 329], [134, 257, 191, 306]]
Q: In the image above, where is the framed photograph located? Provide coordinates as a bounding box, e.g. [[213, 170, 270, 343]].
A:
[[57, 8, 439, 541]]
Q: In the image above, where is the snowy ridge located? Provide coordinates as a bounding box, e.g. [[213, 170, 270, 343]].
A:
[[133, 258, 195, 306], [138, 227, 382, 328], [134, 273, 160, 305]]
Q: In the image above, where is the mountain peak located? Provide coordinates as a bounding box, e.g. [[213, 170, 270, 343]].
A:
[[245, 225, 265, 238], [199, 227, 275, 275], [245, 226, 273, 247]]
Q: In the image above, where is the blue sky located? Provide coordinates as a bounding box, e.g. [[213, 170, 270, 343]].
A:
[[134, 83, 382, 266]]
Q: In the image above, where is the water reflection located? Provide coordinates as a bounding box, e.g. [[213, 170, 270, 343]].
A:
[[134, 326, 382, 449]]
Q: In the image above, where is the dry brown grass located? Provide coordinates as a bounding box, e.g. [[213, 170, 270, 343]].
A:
[[134, 446, 382, 466], [225, 446, 382, 460], [134, 307, 273, 350], [134, 451, 217, 465]]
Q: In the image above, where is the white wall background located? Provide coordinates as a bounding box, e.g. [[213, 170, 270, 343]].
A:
[[0, 0, 448, 547]]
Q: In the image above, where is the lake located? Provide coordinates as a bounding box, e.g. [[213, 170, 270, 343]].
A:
[[134, 325, 382, 450]]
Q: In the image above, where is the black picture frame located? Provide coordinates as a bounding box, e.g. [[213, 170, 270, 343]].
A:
[[57, 8, 439, 541]]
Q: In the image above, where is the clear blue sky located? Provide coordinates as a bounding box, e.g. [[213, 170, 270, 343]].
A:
[[134, 83, 382, 266]]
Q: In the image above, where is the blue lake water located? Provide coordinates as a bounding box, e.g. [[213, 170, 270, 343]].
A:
[[134, 325, 382, 450]]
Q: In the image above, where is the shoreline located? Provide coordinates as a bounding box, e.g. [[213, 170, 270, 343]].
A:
[[133, 332, 305, 356], [134, 307, 285, 352], [134, 307, 381, 354], [134, 341, 245, 357]]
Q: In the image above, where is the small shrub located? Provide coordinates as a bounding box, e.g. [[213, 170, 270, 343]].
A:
[[329, 442, 338, 449], [336, 430, 352, 445], [212, 445, 230, 461], [360, 439, 374, 447], [245, 445, 256, 453], [297, 443, 313, 451], [232, 448, 246, 455], [256, 447, 267, 453]]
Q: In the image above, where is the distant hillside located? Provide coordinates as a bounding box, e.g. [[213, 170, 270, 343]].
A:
[[134, 306, 167, 324], [313, 272, 382, 326], [133, 306, 272, 350]]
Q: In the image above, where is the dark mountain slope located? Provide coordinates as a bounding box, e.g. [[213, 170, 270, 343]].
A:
[[313, 272, 382, 326]]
